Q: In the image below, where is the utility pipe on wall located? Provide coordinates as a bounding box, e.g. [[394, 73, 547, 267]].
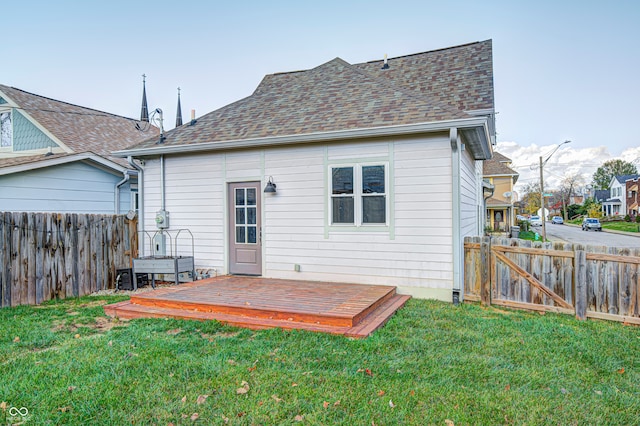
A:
[[160, 154, 166, 211], [450, 127, 462, 305], [128, 156, 144, 256]]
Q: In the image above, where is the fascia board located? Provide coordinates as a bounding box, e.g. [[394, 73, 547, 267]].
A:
[[114, 117, 489, 158], [0, 153, 128, 176]]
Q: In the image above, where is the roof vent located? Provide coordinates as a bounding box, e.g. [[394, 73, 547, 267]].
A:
[[381, 54, 389, 70]]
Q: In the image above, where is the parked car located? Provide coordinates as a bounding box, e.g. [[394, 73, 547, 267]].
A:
[[582, 217, 602, 231], [516, 215, 528, 222], [551, 216, 564, 224], [529, 215, 542, 226]]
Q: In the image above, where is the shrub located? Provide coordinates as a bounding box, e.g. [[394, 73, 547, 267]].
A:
[[625, 214, 632, 222]]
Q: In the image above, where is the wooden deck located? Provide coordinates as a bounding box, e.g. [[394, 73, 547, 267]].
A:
[[103, 276, 410, 338]]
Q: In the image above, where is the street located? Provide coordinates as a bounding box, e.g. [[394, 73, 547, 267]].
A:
[[536, 222, 640, 248]]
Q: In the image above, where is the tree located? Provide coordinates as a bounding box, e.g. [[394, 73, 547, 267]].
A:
[[591, 159, 638, 190], [559, 173, 583, 220], [520, 182, 541, 214]]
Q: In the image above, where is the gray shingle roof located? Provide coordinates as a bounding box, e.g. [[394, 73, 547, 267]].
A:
[[616, 174, 640, 184], [0, 84, 157, 169], [483, 152, 518, 176], [126, 40, 494, 152]]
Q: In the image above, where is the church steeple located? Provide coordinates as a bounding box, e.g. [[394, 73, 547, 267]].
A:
[[140, 74, 149, 122], [175, 87, 183, 127]]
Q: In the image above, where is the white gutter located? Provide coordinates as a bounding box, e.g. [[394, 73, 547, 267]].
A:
[[114, 117, 489, 158], [450, 127, 463, 304], [127, 156, 144, 256]]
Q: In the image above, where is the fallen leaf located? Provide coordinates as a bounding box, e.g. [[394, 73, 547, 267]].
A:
[[108, 340, 113, 347], [357, 368, 365, 373], [166, 328, 182, 335], [271, 395, 282, 402], [181, 396, 187, 403], [365, 368, 373, 376], [58, 406, 71, 413], [190, 413, 199, 421], [68, 386, 77, 392], [248, 366, 257, 372], [595, 390, 603, 395], [181, 414, 188, 419], [237, 387, 248, 395], [291, 383, 298, 387], [228, 359, 237, 365], [197, 394, 209, 405], [377, 390, 385, 397], [13, 336, 20, 343], [409, 390, 415, 396], [538, 311, 546, 316], [258, 401, 264, 406], [618, 368, 625, 374], [505, 384, 511, 391], [169, 373, 174, 377], [323, 401, 329, 409], [334, 400, 341, 406], [561, 388, 568, 394], [445, 420, 455, 426], [237, 412, 245, 417], [74, 334, 81, 339], [0, 401, 6, 410], [167, 423, 175, 426], [389, 400, 395, 408], [221, 415, 229, 423], [294, 414, 304, 421], [245, 301, 251, 306]]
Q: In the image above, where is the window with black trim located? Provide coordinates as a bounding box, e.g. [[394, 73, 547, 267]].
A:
[[330, 164, 387, 226]]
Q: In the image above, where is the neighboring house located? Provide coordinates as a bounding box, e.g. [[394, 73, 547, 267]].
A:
[[593, 189, 609, 204], [116, 40, 495, 302], [0, 84, 156, 214], [483, 152, 519, 231], [602, 174, 640, 217], [626, 177, 639, 217]]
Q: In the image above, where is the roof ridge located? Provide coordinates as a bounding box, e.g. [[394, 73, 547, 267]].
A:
[[0, 84, 139, 122], [358, 40, 490, 65]]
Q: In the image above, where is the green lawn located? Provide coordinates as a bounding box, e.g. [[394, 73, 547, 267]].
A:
[[602, 221, 640, 233], [1, 295, 639, 425]]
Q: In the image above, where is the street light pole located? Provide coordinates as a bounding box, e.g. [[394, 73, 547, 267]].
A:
[[539, 140, 571, 241]]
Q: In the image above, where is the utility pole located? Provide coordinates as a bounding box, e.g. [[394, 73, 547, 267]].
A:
[[540, 156, 546, 240]]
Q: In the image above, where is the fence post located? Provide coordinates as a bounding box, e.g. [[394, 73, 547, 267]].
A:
[[575, 249, 587, 320], [480, 237, 491, 306]]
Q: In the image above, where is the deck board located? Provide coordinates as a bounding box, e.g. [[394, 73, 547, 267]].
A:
[[104, 276, 410, 338]]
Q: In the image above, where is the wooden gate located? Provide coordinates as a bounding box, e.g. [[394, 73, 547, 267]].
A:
[[464, 236, 640, 325]]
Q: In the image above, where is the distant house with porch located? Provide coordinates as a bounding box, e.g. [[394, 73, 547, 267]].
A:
[[602, 174, 640, 217], [0, 84, 156, 214], [116, 40, 496, 302], [483, 152, 519, 231]]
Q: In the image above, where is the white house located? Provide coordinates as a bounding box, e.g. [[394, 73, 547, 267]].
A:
[[116, 40, 495, 302], [602, 174, 640, 217]]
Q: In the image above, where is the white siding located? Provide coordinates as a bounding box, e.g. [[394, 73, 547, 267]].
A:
[[459, 148, 480, 238], [141, 134, 458, 295], [0, 162, 129, 214]]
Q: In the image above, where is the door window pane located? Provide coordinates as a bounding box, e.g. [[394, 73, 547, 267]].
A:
[[362, 166, 385, 194], [247, 207, 257, 225], [235, 226, 246, 244], [332, 197, 354, 224], [363, 196, 386, 224], [332, 167, 353, 194], [235, 188, 245, 206], [247, 226, 257, 244], [236, 207, 245, 225], [247, 188, 257, 205]]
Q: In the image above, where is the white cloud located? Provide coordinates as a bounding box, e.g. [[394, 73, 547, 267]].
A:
[[494, 141, 627, 193]]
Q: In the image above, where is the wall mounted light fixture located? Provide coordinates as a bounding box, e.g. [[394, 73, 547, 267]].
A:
[[264, 176, 277, 193]]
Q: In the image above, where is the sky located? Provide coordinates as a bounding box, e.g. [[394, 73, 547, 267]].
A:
[[4, 0, 639, 193]]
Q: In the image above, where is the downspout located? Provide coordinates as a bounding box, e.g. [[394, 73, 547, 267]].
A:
[[128, 156, 144, 256], [450, 127, 462, 305], [114, 171, 131, 214]]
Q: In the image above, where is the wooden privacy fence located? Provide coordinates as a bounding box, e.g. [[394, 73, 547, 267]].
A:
[[0, 212, 138, 308], [464, 236, 640, 325]]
